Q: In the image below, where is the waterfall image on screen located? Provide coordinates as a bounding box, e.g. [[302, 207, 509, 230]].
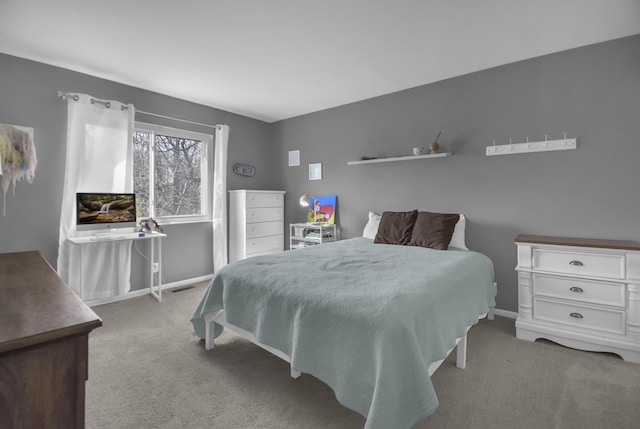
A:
[[76, 193, 137, 231]]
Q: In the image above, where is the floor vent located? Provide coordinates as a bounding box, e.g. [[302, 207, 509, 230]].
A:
[[171, 286, 195, 293]]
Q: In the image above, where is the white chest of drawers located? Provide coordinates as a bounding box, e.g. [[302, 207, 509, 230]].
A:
[[515, 234, 640, 363], [229, 190, 285, 262]]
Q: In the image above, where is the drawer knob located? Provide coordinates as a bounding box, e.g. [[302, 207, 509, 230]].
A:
[[569, 286, 584, 293], [569, 312, 584, 319], [569, 260, 584, 266]]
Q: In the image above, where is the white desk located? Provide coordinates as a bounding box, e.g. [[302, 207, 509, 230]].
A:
[[68, 231, 167, 303]]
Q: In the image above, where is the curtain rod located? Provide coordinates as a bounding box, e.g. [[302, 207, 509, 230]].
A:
[[57, 90, 125, 109], [135, 110, 221, 130], [57, 90, 220, 130]]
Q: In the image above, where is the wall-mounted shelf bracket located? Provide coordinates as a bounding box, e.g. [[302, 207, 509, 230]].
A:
[[486, 137, 576, 156]]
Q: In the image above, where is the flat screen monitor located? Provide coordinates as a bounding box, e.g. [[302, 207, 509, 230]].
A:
[[76, 193, 137, 231]]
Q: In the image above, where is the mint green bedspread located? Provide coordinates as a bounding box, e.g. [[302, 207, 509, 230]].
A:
[[191, 237, 495, 428]]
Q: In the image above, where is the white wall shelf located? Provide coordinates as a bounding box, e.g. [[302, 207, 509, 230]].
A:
[[486, 138, 576, 156], [347, 152, 452, 165]]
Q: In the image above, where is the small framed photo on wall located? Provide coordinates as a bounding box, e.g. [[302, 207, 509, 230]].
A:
[[308, 163, 322, 181], [288, 150, 300, 166]]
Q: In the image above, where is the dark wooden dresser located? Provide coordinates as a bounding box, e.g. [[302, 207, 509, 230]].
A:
[[0, 251, 102, 429]]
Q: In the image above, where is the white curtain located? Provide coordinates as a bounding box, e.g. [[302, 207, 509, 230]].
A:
[[57, 93, 135, 300], [212, 125, 229, 272]]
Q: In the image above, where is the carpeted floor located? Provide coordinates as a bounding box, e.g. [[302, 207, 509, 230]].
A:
[[86, 281, 640, 429]]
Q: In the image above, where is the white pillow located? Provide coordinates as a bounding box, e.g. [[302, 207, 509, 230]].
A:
[[448, 214, 468, 250], [362, 211, 382, 239]]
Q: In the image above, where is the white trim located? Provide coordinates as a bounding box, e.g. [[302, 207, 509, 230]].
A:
[[493, 308, 518, 319], [88, 274, 213, 307], [134, 121, 213, 223], [158, 219, 212, 226], [160, 274, 214, 290], [135, 121, 213, 143]]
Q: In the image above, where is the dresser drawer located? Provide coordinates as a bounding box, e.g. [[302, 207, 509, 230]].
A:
[[533, 248, 625, 279], [532, 274, 626, 308], [246, 235, 284, 255], [533, 297, 625, 335], [246, 192, 284, 208], [244, 249, 282, 259], [246, 221, 283, 239], [246, 207, 283, 223]]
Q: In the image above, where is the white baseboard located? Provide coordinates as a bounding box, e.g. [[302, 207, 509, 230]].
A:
[[87, 274, 214, 307], [493, 308, 518, 319], [160, 274, 214, 291]]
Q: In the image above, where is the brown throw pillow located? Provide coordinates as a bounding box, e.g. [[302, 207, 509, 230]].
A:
[[374, 210, 418, 245], [409, 212, 460, 250]]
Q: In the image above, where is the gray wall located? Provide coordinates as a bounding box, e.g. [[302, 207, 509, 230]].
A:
[[0, 53, 278, 289], [273, 35, 640, 313], [2, 35, 638, 309]]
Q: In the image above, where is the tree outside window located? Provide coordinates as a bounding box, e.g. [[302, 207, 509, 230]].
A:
[[133, 123, 211, 223]]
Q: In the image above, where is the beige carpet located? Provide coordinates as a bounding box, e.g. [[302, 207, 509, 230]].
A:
[[86, 281, 640, 429]]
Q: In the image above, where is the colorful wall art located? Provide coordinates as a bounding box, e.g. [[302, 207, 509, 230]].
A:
[[0, 124, 37, 214], [306, 195, 336, 224]]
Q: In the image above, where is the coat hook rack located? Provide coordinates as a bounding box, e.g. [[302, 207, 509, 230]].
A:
[[486, 133, 576, 156]]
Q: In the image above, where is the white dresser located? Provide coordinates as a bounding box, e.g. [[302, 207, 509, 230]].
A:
[[515, 234, 640, 363], [229, 190, 285, 262]]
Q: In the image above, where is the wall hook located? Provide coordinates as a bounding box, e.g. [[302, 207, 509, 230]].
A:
[[486, 133, 577, 156]]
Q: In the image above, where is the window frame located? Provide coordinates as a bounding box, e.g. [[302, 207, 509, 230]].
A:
[[133, 121, 212, 224]]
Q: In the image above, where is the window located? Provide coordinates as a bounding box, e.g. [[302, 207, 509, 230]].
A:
[[133, 122, 212, 223]]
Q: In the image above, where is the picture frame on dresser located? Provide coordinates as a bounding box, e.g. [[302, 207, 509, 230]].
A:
[[514, 234, 640, 363]]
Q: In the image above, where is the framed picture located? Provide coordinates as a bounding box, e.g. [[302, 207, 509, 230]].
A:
[[308, 163, 322, 181], [0, 123, 36, 179], [288, 150, 300, 166], [306, 195, 336, 224]]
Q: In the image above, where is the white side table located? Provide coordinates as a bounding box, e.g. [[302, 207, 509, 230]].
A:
[[289, 223, 337, 250]]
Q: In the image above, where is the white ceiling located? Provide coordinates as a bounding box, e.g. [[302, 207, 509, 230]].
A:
[[1, 1, 639, 123]]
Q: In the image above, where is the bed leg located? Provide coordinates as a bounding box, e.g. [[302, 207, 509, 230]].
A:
[[488, 282, 497, 320], [290, 368, 301, 379], [456, 334, 467, 369], [204, 320, 216, 351]]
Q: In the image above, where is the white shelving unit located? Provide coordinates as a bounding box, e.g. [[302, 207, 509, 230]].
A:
[[289, 223, 337, 250], [347, 152, 451, 165]]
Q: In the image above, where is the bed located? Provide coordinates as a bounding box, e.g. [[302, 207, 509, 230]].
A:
[[191, 229, 495, 429]]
